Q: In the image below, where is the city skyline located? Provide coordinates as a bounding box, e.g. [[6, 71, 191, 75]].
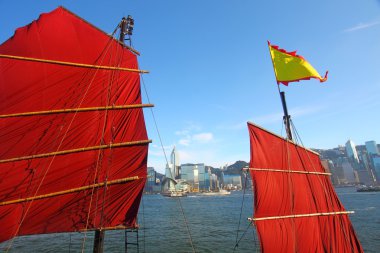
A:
[[1, 1, 379, 174], [156, 138, 380, 169]]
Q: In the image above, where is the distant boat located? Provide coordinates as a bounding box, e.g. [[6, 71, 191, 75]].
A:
[[200, 189, 231, 196], [356, 185, 380, 192], [0, 7, 151, 253], [243, 42, 364, 252], [161, 190, 188, 197]]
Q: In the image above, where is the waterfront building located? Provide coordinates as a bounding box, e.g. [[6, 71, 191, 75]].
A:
[[180, 163, 211, 192], [342, 160, 357, 183], [181, 163, 200, 191], [321, 160, 340, 185], [170, 146, 181, 179], [209, 172, 218, 190], [199, 166, 210, 191], [222, 174, 242, 189], [145, 167, 162, 193], [165, 163, 174, 179], [345, 140, 359, 164], [365, 141, 379, 155], [372, 155, 380, 182]]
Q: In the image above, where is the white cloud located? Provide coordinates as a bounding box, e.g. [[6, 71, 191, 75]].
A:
[[192, 133, 213, 143], [343, 21, 380, 33], [251, 112, 284, 125], [175, 130, 189, 136], [177, 150, 192, 161], [148, 144, 174, 157], [223, 105, 325, 131], [290, 105, 324, 118], [179, 138, 190, 146]]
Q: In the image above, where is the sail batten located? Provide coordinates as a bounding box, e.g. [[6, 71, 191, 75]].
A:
[[249, 211, 354, 221], [0, 140, 151, 164], [0, 104, 154, 118], [0, 176, 142, 206], [247, 167, 331, 175], [0, 54, 149, 73]]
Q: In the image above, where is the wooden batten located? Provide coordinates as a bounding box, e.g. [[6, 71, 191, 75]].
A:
[[248, 211, 355, 222], [0, 176, 141, 206], [80, 224, 139, 232], [0, 139, 152, 164], [247, 167, 331, 176], [0, 54, 149, 73], [0, 104, 154, 118]]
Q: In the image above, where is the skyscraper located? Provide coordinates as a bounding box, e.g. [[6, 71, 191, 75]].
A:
[[170, 146, 180, 178], [365, 141, 379, 155], [345, 139, 359, 164]]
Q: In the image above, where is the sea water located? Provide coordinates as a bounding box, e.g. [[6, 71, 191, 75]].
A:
[[2, 187, 379, 252]]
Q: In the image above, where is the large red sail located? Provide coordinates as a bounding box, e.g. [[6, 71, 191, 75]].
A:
[[248, 122, 363, 253], [0, 7, 149, 242]]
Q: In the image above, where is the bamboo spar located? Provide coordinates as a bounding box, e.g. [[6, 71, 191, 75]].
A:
[[80, 225, 139, 232], [0, 176, 141, 206], [246, 167, 331, 176], [248, 211, 355, 222], [0, 104, 154, 118], [0, 139, 152, 164], [0, 54, 149, 73]]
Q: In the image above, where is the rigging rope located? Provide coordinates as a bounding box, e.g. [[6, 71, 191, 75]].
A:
[[233, 220, 254, 252], [141, 75, 196, 253], [233, 169, 249, 251]]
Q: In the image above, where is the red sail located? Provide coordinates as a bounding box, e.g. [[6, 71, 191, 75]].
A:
[[0, 7, 149, 242], [248, 122, 363, 253]]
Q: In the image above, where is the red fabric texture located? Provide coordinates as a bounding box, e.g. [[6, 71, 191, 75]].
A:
[[0, 7, 148, 242], [248, 122, 363, 253]]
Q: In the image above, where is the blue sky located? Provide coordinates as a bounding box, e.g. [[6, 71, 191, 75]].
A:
[[1, 1, 380, 173]]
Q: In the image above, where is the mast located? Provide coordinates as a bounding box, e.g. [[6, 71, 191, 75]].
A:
[[279, 91, 293, 141], [92, 14, 135, 253]]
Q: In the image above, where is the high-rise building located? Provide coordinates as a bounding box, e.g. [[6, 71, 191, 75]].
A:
[[365, 141, 379, 155], [164, 146, 181, 180], [341, 159, 356, 183], [345, 140, 359, 164], [170, 146, 180, 178], [180, 163, 208, 191], [372, 155, 380, 182], [222, 174, 242, 189]]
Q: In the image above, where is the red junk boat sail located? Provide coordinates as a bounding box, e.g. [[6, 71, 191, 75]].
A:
[[247, 122, 363, 252], [245, 44, 364, 252], [0, 7, 151, 252]]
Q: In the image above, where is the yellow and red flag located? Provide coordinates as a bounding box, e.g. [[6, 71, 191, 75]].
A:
[[268, 41, 328, 86]]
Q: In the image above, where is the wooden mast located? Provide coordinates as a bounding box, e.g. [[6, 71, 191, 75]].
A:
[[280, 91, 293, 141], [93, 15, 130, 253]]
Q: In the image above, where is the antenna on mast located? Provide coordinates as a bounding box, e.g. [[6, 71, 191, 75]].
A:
[[119, 15, 134, 46]]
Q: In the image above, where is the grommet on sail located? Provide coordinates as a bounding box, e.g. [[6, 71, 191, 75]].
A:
[[0, 6, 151, 251]]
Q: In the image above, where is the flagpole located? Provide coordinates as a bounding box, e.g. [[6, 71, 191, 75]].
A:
[[267, 41, 293, 140]]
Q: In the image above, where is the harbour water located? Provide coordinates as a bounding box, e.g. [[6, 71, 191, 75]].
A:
[[2, 187, 379, 252]]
